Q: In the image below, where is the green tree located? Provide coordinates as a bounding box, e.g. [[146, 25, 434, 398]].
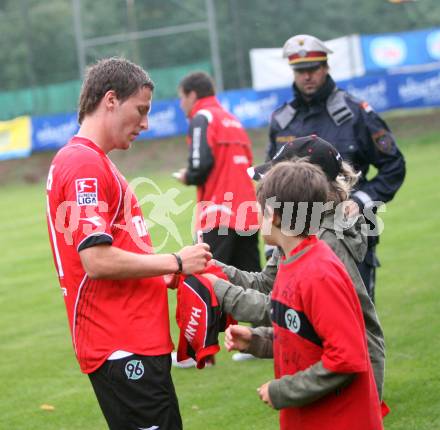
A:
[[1, 0, 440, 103]]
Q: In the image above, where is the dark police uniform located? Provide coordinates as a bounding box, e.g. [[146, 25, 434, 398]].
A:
[[267, 76, 406, 301]]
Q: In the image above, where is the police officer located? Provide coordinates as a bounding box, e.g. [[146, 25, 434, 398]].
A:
[[267, 34, 406, 302]]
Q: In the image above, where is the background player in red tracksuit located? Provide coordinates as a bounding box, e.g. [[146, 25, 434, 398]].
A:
[[46, 57, 211, 430], [225, 161, 383, 430], [175, 72, 261, 273]]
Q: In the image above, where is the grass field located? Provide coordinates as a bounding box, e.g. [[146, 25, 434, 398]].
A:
[[1, 114, 440, 429]]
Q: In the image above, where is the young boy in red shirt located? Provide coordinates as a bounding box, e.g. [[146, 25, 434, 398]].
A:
[[225, 160, 383, 430]]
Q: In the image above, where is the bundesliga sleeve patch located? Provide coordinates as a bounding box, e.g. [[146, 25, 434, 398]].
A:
[[75, 178, 98, 206]]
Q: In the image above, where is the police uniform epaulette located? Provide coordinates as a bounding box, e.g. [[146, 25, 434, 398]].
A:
[[326, 89, 354, 126], [346, 92, 363, 105], [273, 102, 297, 129]]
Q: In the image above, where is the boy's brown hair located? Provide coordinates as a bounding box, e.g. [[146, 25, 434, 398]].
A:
[[78, 57, 154, 124], [257, 160, 329, 235]]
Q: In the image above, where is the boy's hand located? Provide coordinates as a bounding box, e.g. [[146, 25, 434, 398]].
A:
[[344, 200, 360, 217], [224, 324, 252, 352], [257, 382, 274, 408]]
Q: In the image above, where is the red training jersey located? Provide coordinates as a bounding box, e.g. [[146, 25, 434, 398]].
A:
[[271, 235, 383, 430], [186, 96, 259, 232], [46, 137, 173, 373]]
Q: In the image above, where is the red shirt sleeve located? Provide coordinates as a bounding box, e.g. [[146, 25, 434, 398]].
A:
[[58, 151, 115, 251], [301, 268, 369, 374]]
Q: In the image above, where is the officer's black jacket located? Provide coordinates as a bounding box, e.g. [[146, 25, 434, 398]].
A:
[[267, 76, 406, 210]]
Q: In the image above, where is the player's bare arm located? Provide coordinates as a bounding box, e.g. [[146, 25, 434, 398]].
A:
[[79, 242, 211, 280]]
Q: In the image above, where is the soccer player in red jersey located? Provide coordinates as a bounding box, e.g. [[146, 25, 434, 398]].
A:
[[175, 72, 261, 272], [175, 71, 262, 364], [225, 160, 383, 430], [45, 57, 211, 430]]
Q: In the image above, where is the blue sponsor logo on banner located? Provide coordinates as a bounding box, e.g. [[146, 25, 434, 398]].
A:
[[370, 36, 407, 68], [397, 72, 440, 105], [32, 113, 78, 152], [220, 87, 291, 129], [345, 79, 389, 111], [426, 31, 440, 60], [148, 105, 179, 136], [232, 93, 279, 125], [361, 28, 440, 73], [139, 100, 187, 140]]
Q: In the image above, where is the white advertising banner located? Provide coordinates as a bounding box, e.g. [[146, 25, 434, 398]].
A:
[[250, 35, 365, 90]]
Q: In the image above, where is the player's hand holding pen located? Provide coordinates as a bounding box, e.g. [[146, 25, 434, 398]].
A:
[[178, 243, 212, 274], [164, 231, 211, 288], [178, 229, 211, 274]]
